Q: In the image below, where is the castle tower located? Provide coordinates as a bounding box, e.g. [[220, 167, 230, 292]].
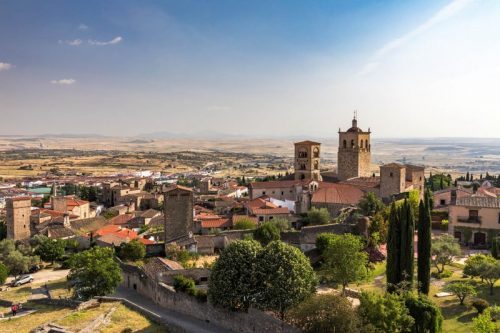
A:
[[163, 185, 194, 243], [337, 114, 371, 180], [294, 141, 322, 181], [6, 197, 32, 240], [379, 163, 406, 199]]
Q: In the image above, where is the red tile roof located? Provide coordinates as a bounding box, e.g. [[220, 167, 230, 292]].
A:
[[311, 184, 364, 205], [249, 179, 313, 189], [201, 218, 232, 228], [251, 207, 290, 215], [110, 214, 134, 226]]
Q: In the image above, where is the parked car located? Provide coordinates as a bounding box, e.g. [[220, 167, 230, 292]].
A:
[[29, 265, 41, 273], [11, 275, 34, 287]]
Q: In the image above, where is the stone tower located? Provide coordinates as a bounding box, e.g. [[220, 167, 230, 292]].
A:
[[294, 141, 322, 181], [380, 163, 406, 199], [163, 185, 194, 243], [337, 115, 371, 180], [6, 197, 32, 240]]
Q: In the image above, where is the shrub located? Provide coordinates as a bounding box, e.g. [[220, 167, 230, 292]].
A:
[[173, 275, 197, 296], [431, 269, 452, 279], [233, 218, 257, 230], [472, 299, 490, 314]]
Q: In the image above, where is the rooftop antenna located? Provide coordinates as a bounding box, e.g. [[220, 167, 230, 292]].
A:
[[354, 110, 358, 120]]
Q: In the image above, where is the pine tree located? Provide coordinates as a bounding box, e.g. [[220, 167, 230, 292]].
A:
[[417, 191, 432, 295]]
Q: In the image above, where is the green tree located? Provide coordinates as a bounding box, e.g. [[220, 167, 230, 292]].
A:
[[255, 241, 317, 319], [464, 254, 496, 279], [253, 222, 280, 246], [358, 192, 385, 216], [368, 212, 389, 245], [0, 216, 6, 240], [307, 207, 331, 225], [417, 191, 432, 295], [68, 247, 122, 300], [270, 217, 291, 232], [405, 294, 443, 333], [3, 251, 38, 278], [480, 260, 500, 296], [322, 234, 368, 295], [316, 233, 336, 255], [233, 218, 257, 230], [387, 200, 415, 292], [472, 307, 498, 333], [35, 238, 66, 264], [287, 294, 361, 333], [444, 281, 477, 305], [431, 234, 461, 275], [491, 237, 499, 259], [358, 292, 414, 333], [118, 240, 146, 261], [208, 240, 262, 311], [0, 262, 8, 284]]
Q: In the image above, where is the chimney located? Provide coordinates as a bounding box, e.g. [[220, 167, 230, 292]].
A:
[[63, 213, 70, 228]]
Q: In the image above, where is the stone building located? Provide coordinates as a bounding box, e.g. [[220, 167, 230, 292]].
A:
[[294, 141, 322, 181], [337, 116, 371, 181], [6, 197, 32, 240], [163, 185, 194, 243], [379, 163, 425, 199]]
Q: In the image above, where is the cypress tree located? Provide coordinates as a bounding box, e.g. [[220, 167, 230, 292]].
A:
[[400, 200, 415, 288], [386, 203, 400, 292], [417, 192, 432, 295]]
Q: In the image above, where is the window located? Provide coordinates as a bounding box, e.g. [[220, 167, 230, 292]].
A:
[[313, 147, 319, 158], [360, 141, 364, 148], [281, 191, 284, 195], [314, 160, 319, 170], [440, 199, 446, 206], [298, 148, 308, 158], [269, 216, 274, 220], [390, 172, 393, 177], [259, 216, 264, 222], [351, 140, 355, 148], [343, 140, 347, 148], [262, 191, 266, 195]]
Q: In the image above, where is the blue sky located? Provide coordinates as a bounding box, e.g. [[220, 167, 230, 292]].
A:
[[0, 0, 499, 137]]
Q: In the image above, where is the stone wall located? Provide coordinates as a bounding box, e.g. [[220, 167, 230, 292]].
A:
[[6, 197, 31, 240], [121, 264, 300, 333]]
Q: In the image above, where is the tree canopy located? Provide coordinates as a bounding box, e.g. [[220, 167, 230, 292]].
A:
[[253, 222, 280, 246], [358, 191, 385, 217], [321, 234, 368, 295], [68, 247, 122, 300], [35, 237, 66, 263], [358, 292, 414, 333], [118, 240, 146, 261], [307, 207, 331, 225], [233, 218, 257, 230], [431, 234, 461, 275]]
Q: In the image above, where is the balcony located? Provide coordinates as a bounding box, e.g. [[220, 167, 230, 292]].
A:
[[457, 216, 481, 224]]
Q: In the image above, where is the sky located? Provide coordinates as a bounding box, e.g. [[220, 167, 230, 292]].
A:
[[0, 0, 499, 138]]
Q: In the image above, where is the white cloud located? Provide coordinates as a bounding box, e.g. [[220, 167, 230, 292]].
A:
[[0, 62, 13, 71], [58, 39, 83, 46], [78, 23, 88, 31], [88, 36, 123, 46], [360, 0, 476, 75], [51, 79, 76, 85]]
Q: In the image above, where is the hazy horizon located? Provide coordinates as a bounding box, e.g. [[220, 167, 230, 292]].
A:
[[1, 0, 500, 138]]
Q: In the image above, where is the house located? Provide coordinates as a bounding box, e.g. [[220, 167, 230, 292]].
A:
[[245, 196, 291, 223], [432, 188, 473, 211], [51, 196, 90, 219], [449, 196, 500, 246]]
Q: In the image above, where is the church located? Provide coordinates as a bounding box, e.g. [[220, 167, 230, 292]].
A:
[[249, 115, 425, 216]]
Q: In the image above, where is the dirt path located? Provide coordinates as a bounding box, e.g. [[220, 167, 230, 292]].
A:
[[5, 268, 69, 286]]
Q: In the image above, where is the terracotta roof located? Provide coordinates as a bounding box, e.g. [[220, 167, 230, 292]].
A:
[[164, 184, 193, 193], [36, 209, 79, 219], [311, 184, 364, 205], [157, 257, 184, 270], [110, 214, 134, 226], [148, 215, 164, 227], [455, 196, 499, 208], [252, 207, 289, 215], [47, 225, 76, 239], [196, 212, 222, 220], [249, 179, 313, 189], [69, 216, 109, 234], [95, 233, 128, 246], [8, 196, 32, 201], [138, 237, 155, 245], [340, 177, 381, 189], [201, 218, 232, 228], [66, 198, 89, 207], [294, 140, 321, 145], [381, 163, 405, 169], [140, 209, 160, 218]]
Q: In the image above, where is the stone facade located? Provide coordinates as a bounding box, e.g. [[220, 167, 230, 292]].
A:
[[6, 197, 32, 240], [163, 185, 194, 243], [337, 117, 371, 181], [379, 163, 406, 199], [294, 141, 322, 181]]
